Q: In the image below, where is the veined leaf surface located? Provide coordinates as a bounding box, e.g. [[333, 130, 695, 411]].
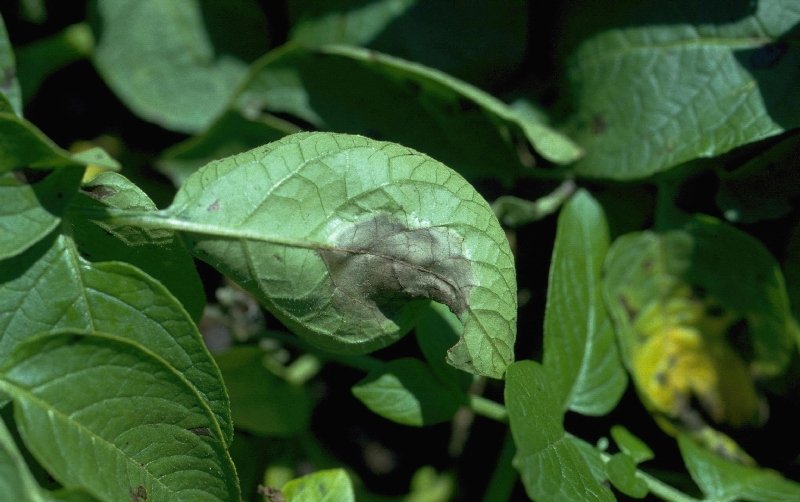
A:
[[0, 331, 239, 502], [0, 233, 232, 445], [542, 190, 627, 415], [120, 132, 517, 378]]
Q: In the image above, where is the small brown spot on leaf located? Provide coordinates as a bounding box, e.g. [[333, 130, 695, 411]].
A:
[[83, 184, 118, 200], [188, 427, 212, 437], [207, 199, 220, 212], [129, 485, 147, 502]]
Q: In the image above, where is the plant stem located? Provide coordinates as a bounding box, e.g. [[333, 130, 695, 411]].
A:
[[481, 432, 518, 502], [468, 395, 508, 423]]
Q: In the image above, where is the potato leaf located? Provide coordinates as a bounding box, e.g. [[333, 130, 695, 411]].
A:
[[112, 132, 517, 378], [506, 361, 615, 501], [569, 1, 800, 179], [0, 331, 239, 502], [0, 233, 232, 445], [543, 189, 627, 415]]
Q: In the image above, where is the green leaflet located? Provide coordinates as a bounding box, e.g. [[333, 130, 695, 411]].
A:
[[0, 112, 118, 174], [505, 361, 615, 501], [233, 44, 580, 183], [0, 14, 22, 116], [287, 0, 527, 88], [0, 416, 48, 502], [157, 111, 298, 187], [0, 233, 233, 446], [102, 132, 517, 379], [215, 347, 312, 437], [69, 171, 205, 321], [679, 434, 800, 501], [0, 167, 82, 260], [0, 331, 239, 502], [281, 469, 355, 502], [568, 1, 800, 179], [542, 190, 627, 415], [92, 0, 268, 133], [352, 357, 465, 426]]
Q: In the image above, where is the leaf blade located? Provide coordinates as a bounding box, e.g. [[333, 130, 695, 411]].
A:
[[506, 361, 615, 501], [0, 331, 240, 502], [158, 132, 516, 378], [543, 190, 627, 415]]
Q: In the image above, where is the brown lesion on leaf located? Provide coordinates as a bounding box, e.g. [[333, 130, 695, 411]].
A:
[[129, 485, 147, 502], [590, 114, 607, 135], [82, 184, 118, 200], [188, 427, 212, 437], [319, 214, 474, 325], [207, 199, 221, 212]]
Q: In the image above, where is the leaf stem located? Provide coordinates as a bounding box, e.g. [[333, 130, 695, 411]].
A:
[[76, 207, 328, 251], [481, 432, 518, 502], [468, 395, 508, 423]]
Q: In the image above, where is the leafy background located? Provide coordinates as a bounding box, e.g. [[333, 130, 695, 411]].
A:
[[2, 0, 800, 500]]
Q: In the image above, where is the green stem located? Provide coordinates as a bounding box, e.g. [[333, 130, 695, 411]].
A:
[[468, 395, 508, 423], [481, 432, 518, 502], [595, 449, 701, 502]]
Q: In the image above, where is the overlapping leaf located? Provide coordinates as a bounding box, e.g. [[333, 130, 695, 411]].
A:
[[232, 44, 580, 183], [0, 417, 48, 502], [92, 0, 268, 132], [287, 0, 527, 87], [120, 132, 517, 378], [0, 14, 22, 115], [0, 233, 232, 445], [679, 434, 800, 501], [505, 361, 615, 501], [69, 171, 205, 320], [542, 190, 627, 415], [352, 358, 464, 426], [568, 1, 800, 179], [0, 331, 239, 501]]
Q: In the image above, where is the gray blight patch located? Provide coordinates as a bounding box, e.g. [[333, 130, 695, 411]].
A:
[[320, 214, 474, 325]]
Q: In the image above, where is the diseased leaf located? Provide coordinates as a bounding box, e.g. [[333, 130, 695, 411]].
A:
[[0, 233, 233, 446], [543, 190, 627, 415], [0, 416, 48, 502], [0, 14, 22, 116], [0, 331, 240, 502], [568, 1, 800, 179], [352, 358, 464, 426], [678, 433, 800, 501], [92, 0, 268, 132], [0, 167, 82, 260], [233, 45, 580, 184], [506, 361, 615, 501], [683, 216, 795, 377], [288, 0, 527, 87], [282, 469, 354, 502], [113, 132, 516, 378], [69, 171, 205, 321], [215, 347, 312, 437]]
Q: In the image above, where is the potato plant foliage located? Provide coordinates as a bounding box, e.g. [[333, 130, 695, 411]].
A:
[[1, 1, 800, 501]]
